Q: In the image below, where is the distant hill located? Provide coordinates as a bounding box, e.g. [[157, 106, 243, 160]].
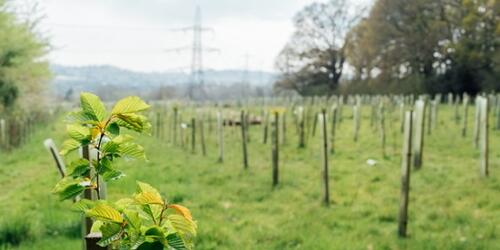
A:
[[50, 64, 277, 99]]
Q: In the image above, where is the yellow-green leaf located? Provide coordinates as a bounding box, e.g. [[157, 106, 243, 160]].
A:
[[80, 92, 107, 121], [60, 139, 81, 155], [86, 204, 123, 223], [168, 214, 197, 237], [67, 124, 91, 142], [111, 96, 150, 115], [134, 191, 164, 205]]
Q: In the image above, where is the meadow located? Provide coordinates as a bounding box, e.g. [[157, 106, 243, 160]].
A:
[[0, 103, 499, 250]]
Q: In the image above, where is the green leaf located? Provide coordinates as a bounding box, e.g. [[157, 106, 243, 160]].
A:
[[90, 220, 104, 233], [116, 113, 151, 133], [66, 110, 99, 124], [134, 192, 164, 205], [123, 210, 141, 231], [119, 143, 145, 160], [136, 182, 161, 198], [102, 169, 125, 181], [66, 124, 91, 142], [57, 183, 85, 201], [112, 96, 150, 115], [80, 92, 107, 121], [87, 204, 123, 223], [136, 241, 163, 250], [68, 159, 90, 178], [72, 199, 95, 212], [97, 223, 122, 247], [60, 139, 81, 155], [166, 233, 187, 250], [106, 122, 120, 136], [168, 214, 196, 237]]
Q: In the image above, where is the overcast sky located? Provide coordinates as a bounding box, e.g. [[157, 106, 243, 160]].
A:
[[20, 0, 369, 72]]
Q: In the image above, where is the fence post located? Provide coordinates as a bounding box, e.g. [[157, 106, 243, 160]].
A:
[[44, 139, 66, 178], [398, 110, 413, 237], [241, 110, 249, 169], [320, 109, 330, 206], [217, 111, 224, 163], [462, 95, 469, 137], [271, 111, 279, 187], [330, 105, 337, 154], [199, 116, 207, 156]]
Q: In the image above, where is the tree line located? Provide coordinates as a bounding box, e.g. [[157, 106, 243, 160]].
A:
[[0, 0, 50, 113], [274, 0, 499, 96]]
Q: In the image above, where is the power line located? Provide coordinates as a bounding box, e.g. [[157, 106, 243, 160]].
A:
[[44, 22, 180, 32]]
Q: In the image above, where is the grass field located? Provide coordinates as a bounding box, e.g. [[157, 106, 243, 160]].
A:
[[0, 105, 499, 249]]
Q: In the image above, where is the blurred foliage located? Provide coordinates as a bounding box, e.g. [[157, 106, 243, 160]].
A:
[[0, 0, 50, 112]]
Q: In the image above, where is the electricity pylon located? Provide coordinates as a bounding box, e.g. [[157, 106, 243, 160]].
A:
[[166, 5, 218, 100]]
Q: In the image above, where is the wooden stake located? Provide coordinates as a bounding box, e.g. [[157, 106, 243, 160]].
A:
[[272, 112, 279, 187], [398, 110, 413, 237], [241, 110, 249, 169], [191, 118, 196, 153], [320, 109, 330, 206], [217, 111, 224, 163], [43, 139, 66, 178], [462, 95, 469, 137], [330, 105, 337, 154]]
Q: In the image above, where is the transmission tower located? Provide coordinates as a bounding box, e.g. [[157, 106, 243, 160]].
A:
[[166, 5, 218, 100]]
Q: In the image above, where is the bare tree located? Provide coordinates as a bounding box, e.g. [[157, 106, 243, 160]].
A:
[[275, 0, 365, 95]]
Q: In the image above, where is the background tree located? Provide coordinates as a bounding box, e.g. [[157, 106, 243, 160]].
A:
[[342, 0, 499, 95], [274, 0, 364, 96], [0, 0, 50, 111]]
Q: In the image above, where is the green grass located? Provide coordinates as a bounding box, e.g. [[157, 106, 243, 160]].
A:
[[0, 105, 499, 249]]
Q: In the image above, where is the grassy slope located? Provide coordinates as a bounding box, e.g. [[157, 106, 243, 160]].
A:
[[0, 105, 499, 250]]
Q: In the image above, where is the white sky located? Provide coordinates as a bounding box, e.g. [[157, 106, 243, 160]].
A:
[[19, 0, 369, 72]]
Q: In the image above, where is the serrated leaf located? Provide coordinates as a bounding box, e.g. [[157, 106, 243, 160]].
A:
[[72, 199, 95, 212], [166, 233, 187, 250], [102, 169, 125, 181], [168, 204, 193, 221], [60, 139, 81, 155], [97, 223, 122, 247], [119, 143, 145, 160], [112, 96, 150, 115], [66, 124, 91, 142], [57, 183, 85, 201], [168, 214, 197, 237], [87, 204, 123, 223], [80, 92, 107, 121], [66, 110, 99, 124], [134, 192, 164, 205], [136, 182, 161, 198], [116, 113, 151, 133], [68, 159, 90, 178], [115, 198, 134, 210]]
